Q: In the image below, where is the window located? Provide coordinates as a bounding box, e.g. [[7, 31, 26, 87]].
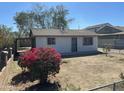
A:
[[83, 37, 93, 45], [47, 38, 56, 45]]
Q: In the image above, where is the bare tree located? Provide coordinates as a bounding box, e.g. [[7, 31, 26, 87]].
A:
[[14, 4, 74, 37]]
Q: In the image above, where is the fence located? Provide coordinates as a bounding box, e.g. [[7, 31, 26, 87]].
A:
[[98, 38, 124, 49], [89, 80, 124, 91], [0, 48, 13, 71]]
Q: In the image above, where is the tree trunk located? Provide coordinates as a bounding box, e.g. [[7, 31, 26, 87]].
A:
[[39, 74, 48, 84]]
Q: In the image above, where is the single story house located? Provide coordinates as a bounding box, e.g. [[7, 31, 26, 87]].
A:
[[30, 29, 98, 55], [84, 23, 124, 49]]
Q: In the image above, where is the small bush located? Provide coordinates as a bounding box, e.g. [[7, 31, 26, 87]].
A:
[[18, 48, 61, 83], [103, 44, 111, 56]]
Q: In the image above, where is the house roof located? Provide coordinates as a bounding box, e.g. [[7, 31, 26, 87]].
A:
[[84, 23, 112, 31], [96, 25, 122, 33], [30, 28, 98, 37], [84, 23, 124, 34], [115, 26, 124, 31], [99, 31, 124, 36]]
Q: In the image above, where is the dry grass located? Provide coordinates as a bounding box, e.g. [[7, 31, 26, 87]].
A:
[[0, 53, 124, 90], [57, 53, 124, 90]]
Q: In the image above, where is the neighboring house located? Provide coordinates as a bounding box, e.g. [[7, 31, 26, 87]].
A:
[[84, 23, 124, 49], [30, 29, 98, 55], [84, 23, 123, 34], [84, 23, 113, 33]]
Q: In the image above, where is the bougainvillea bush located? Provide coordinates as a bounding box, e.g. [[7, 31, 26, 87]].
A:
[[18, 48, 61, 83]]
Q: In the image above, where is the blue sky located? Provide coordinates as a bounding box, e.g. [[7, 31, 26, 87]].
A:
[[0, 2, 124, 31]]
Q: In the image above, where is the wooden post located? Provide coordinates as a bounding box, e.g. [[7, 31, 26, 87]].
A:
[[113, 83, 116, 91], [8, 47, 12, 58], [14, 39, 18, 60], [1, 51, 8, 66]]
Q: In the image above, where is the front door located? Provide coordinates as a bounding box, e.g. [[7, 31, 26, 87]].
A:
[[71, 37, 77, 52]]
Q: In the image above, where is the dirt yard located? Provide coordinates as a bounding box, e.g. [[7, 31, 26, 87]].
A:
[[57, 53, 124, 90], [0, 53, 124, 90], [0, 58, 39, 91]]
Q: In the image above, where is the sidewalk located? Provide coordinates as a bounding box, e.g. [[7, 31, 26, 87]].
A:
[[98, 48, 124, 54]]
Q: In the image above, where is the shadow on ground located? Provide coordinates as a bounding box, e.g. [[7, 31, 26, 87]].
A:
[[11, 72, 61, 91], [62, 51, 103, 58], [24, 82, 61, 91], [11, 72, 32, 85]]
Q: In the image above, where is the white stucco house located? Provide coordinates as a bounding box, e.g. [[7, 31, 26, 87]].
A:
[[30, 29, 98, 55]]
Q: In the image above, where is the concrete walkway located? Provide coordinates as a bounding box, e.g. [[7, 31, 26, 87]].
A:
[[98, 48, 124, 54]]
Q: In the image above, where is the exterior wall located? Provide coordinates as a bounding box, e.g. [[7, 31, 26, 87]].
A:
[[35, 36, 98, 54], [78, 37, 98, 52], [35, 37, 71, 53]]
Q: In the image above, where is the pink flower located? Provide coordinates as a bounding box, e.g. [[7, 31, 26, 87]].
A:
[[19, 48, 61, 67]]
